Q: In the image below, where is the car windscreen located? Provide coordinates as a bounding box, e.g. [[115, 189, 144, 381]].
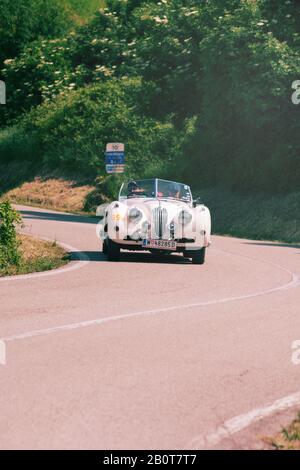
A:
[[156, 180, 192, 202], [120, 179, 156, 199]]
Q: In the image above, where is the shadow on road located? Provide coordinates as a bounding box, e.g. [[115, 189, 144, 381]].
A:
[[68, 251, 191, 264], [244, 242, 300, 250], [20, 209, 99, 225]]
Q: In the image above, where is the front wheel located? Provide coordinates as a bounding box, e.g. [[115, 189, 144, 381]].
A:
[[102, 238, 108, 255], [107, 238, 120, 261], [192, 247, 206, 265]]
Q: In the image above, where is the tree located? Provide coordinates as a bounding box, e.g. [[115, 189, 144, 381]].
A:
[[0, 0, 73, 65]]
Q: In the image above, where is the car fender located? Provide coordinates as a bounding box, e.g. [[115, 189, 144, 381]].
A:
[[194, 205, 211, 247], [106, 201, 128, 241]]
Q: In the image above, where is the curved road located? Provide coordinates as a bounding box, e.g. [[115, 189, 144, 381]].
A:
[[0, 205, 300, 450]]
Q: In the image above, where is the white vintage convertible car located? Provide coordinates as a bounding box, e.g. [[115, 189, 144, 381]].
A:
[[100, 179, 211, 264]]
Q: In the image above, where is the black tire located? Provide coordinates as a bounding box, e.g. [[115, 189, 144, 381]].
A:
[[107, 238, 121, 261], [102, 238, 108, 255], [192, 247, 206, 265]]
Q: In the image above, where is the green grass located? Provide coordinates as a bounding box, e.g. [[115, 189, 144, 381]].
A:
[[199, 188, 300, 244], [63, 0, 105, 23], [0, 234, 69, 277], [264, 412, 300, 450]]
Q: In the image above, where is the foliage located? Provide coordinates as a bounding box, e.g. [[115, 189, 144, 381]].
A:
[[0, 201, 21, 268], [198, 187, 300, 244], [258, 0, 300, 47], [1, 37, 76, 126], [0, 234, 69, 276], [0, 0, 105, 66], [0, 125, 41, 165], [186, 2, 300, 191], [1, 0, 300, 195], [65, 0, 105, 20], [5, 79, 183, 179], [0, 0, 72, 65]]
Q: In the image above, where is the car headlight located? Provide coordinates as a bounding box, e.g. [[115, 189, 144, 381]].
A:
[[178, 210, 192, 225], [128, 207, 142, 223]]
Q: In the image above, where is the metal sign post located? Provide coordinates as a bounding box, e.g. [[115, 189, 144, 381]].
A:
[[0, 80, 6, 105]]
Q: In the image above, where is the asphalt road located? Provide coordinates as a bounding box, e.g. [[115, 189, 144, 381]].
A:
[[0, 205, 300, 450]]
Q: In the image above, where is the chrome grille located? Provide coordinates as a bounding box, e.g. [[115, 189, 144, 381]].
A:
[[152, 207, 168, 238]]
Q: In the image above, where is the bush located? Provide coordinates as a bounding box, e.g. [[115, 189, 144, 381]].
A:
[[0, 0, 105, 65], [0, 78, 188, 185], [190, 2, 300, 192], [16, 78, 183, 178], [0, 1, 156, 127], [0, 201, 22, 268], [0, 1, 106, 126], [0, 0, 138, 127], [0, 37, 75, 126], [0, 125, 41, 165], [0, 0, 73, 65], [1, 0, 300, 196]]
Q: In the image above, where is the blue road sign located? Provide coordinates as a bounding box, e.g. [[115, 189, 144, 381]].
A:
[[105, 151, 125, 165], [106, 164, 125, 174]]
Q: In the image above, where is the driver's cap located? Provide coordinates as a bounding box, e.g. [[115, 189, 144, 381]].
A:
[[128, 180, 138, 190]]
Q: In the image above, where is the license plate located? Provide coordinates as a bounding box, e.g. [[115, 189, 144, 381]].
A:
[[142, 239, 177, 250]]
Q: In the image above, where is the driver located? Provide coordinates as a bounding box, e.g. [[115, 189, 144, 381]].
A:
[[127, 180, 145, 198]]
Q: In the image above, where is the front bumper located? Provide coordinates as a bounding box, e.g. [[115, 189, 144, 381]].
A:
[[111, 238, 209, 252]]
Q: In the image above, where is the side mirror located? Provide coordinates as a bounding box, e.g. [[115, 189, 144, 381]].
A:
[[193, 197, 202, 208]]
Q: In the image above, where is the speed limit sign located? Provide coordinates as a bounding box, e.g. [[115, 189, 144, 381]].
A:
[[106, 143, 125, 152]]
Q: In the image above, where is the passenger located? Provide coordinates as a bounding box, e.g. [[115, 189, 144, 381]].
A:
[[168, 183, 181, 199]]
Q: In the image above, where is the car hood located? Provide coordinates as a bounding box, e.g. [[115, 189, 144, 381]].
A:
[[119, 197, 192, 222], [122, 197, 190, 209], [122, 197, 190, 212]]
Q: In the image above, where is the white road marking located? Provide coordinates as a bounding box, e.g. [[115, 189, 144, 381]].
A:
[[1, 214, 300, 446], [213, 246, 299, 287], [0, 340, 6, 365], [0, 225, 299, 337], [187, 390, 300, 449], [0, 238, 90, 282], [1, 256, 299, 343]]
